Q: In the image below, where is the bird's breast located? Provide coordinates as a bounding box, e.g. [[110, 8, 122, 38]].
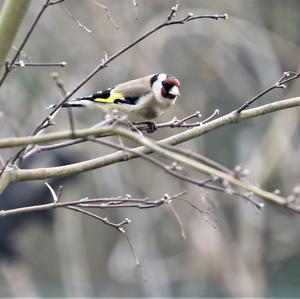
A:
[[133, 93, 171, 120]]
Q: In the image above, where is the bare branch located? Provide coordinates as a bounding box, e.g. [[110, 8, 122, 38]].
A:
[[0, 0, 62, 87], [0, 156, 4, 169], [45, 182, 59, 203], [122, 232, 146, 281], [51, 72, 67, 97], [0, 192, 187, 216], [167, 1, 180, 21], [66, 206, 129, 231], [133, 109, 219, 132], [49, 0, 64, 5], [5, 122, 289, 208], [161, 145, 233, 174], [1, 95, 299, 150], [166, 203, 187, 239], [131, 0, 139, 20], [179, 197, 217, 229], [20, 8, 228, 154], [14, 61, 67, 67], [61, 3, 92, 34], [236, 71, 300, 113], [91, 0, 120, 29]]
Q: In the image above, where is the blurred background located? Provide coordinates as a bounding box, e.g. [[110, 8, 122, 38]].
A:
[[0, 0, 300, 297]]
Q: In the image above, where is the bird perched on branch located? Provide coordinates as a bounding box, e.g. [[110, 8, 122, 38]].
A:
[[49, 73, 181, 121]]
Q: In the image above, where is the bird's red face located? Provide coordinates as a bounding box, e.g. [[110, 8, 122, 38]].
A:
[[161, 76, 181, 100], [151, 73, 181, 103]]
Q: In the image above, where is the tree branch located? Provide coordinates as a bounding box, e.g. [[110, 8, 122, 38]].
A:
[[0, 0, 62, 87], [0, 0, 31, 67], [0, 192, 187, 217], [0, 112, 293, 209], [11, 8, 227, 163], [0, 95, 299, 149]]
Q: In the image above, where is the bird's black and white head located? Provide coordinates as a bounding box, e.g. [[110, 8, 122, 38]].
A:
[[150, 73, 181, 104]]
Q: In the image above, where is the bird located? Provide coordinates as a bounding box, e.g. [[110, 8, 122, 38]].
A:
[[49, 73, 181, 121]]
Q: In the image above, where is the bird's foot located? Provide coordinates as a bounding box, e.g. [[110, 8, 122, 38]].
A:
[[131, 121, 157, 133]]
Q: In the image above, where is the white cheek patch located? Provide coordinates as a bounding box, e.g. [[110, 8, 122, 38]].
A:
[[152, 80, 160, 94], [152, 80, 165, 103]]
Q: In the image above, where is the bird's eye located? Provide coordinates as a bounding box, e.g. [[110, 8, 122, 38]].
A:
[[162, 82, 173, 89]]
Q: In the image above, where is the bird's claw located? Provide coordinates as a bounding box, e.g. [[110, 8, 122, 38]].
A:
[[130, 121, 157, 133], [145, 122, 157, 133]]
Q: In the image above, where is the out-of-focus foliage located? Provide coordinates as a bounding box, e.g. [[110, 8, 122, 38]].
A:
[[0, 0, 300, 297]]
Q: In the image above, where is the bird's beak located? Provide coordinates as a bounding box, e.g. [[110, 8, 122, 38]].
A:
[[169, 86, 180, 96]]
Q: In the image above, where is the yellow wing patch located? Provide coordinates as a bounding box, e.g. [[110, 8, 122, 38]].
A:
[[94, 92, 124, 103]]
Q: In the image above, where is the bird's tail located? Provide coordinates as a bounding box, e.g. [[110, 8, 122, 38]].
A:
[[45, 98, 87, 110]]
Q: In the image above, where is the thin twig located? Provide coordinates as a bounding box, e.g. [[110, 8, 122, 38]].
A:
[[92, 0, 120, 29], [179, 197, 217, 229], [0, 95, 299, 151], [61, 3, 92, 34], [49, 0, 65, 5], [131, 0, 138, 20], [160, 145, 233, 174], [86, 137, 260, 208], [21, 116, 117, 161], [133, 109, 219, 132], [14, 61, 67, 67], [69, 195, 144, 277], [0, 3, 228, 174], [51, 72, 74, 132], [201, 109, 220, 124], [45, 182, 59, 202], [0, 0, 62, 87], [86, 137, 217, 188], [16, 110, 225, 160], [0, 156, 5, 169], [51, 72, 68, 97], [12, 9, 227, 164], [122, 232, 147, 282], [2, 96, 297, 211], [167, 203, 186, 239], [236, 71, 300, 113], [66, 206, 129, 230]]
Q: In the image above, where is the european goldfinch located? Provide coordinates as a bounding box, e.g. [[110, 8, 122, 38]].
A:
[[51, 73, 180, 120]]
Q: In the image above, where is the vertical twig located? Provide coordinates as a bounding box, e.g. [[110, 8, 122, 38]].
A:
[[0, 0, 55, 87], [0, 0, 31, 67]]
